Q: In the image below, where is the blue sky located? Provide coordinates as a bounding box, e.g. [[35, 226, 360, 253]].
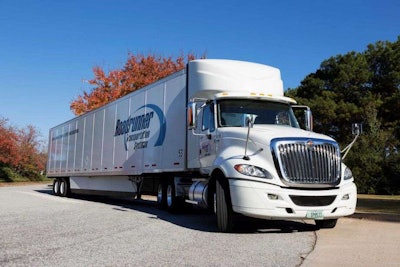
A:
[[1, 0, 399, 142]]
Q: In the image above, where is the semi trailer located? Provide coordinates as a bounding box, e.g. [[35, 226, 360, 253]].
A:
[[47, 59, 357, 232]]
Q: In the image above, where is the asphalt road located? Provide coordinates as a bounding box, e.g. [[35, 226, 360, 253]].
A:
[[0, 184, 316, 267], [2, 184, 399, 267]]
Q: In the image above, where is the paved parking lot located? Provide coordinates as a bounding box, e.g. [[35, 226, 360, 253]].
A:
[[1, 184, 399, 266], [0, 184, 315, 266]]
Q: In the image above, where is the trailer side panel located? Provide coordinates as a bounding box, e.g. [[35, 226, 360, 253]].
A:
[[47, 70, 187, 178]]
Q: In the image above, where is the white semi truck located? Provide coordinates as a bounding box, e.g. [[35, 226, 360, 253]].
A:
[[47, 59, 357, 232]]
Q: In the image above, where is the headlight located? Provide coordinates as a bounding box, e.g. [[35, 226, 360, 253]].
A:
[[234, 164, 272, 179], [344, 166, 353, 180]]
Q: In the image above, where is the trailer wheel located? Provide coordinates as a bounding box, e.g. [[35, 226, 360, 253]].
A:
[[59, 178, 69, 197], [166, 179, 182, 212], [315, 219, 338, 229], [157, 181, 167, 209], [53, 179, 60, 196], [215, 175, 234, 232]]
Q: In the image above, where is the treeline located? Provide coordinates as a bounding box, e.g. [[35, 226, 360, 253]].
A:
[[0, 117, 47, 182], [287, 37, 400, 194]]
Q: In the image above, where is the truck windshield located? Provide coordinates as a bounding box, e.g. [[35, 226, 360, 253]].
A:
[[217, 99, 300, 128]]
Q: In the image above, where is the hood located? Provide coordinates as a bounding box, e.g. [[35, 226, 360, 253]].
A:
[[219, 125, 335, 145]]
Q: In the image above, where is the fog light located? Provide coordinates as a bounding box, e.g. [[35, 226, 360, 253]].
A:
[[268, 194, 279, 200], [342, 194, 350, 200]]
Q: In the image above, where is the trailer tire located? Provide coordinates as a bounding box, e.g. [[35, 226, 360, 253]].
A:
[[315, 219, 338, 229], [53, 179, 60, 196], [166, 179, 183, 213], [157, 181, 167, 209], [59, 178, 69, 197], [215, 175, 234, 232]]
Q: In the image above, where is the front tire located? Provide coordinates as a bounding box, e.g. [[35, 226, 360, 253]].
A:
[[215, 175, 234, 232]]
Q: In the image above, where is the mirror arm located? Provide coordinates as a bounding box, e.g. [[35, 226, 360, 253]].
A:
[[243, 115, 255, 160]]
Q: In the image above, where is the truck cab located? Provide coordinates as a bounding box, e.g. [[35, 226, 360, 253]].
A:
[[186, 60, 356, 232]]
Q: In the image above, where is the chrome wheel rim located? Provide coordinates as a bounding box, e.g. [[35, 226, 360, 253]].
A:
[[157, 184, 163, 204], [167, 185, 173, 207]]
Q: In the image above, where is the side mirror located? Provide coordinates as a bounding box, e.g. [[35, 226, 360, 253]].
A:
[[352, 123, 362, 135], [187, 102, 197, 130], [305, 108, 313, 132], [245, 114, 257, 128], [292, 105, 313, 131], [342, 123, 362, 159]]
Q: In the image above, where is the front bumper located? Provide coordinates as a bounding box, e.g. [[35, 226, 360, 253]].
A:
[[229, 179, 357, 221]]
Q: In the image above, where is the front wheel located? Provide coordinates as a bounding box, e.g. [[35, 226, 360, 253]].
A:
[[215, 176, 234, 232], [315, 219, 338, 229]]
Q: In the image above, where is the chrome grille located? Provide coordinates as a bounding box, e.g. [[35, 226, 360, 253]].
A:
[[271, 138, 341, 187]]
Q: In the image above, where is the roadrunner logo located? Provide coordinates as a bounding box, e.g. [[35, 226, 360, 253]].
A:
[[114, 104, 166, 151]]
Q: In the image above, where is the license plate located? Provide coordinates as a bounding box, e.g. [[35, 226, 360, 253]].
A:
[[306, 210, 324, 219]]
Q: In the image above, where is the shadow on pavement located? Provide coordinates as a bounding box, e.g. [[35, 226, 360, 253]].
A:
[[36, 187, 319, 234]]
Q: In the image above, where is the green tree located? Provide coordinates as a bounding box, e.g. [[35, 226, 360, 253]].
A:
[[287, 37, 400, 194]]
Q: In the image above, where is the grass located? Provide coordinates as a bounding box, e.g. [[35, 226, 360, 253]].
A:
[[0, 179, 52, 187], [357, 194, 400, 215]]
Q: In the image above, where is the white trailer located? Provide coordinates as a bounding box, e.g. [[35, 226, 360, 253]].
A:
[[47, 59, 357, 232]]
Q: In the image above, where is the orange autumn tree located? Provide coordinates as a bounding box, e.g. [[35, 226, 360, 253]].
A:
[[0, 117, 20, 168], [71, 53, 202, 116], [17, 125, 47, 175], [0, 117, 46, 181]]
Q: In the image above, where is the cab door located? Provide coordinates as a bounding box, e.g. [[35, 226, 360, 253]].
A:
[[199, 102, 217, 172]]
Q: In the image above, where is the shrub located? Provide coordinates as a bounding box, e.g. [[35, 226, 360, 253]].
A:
[[0, 167, 28, 182]]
